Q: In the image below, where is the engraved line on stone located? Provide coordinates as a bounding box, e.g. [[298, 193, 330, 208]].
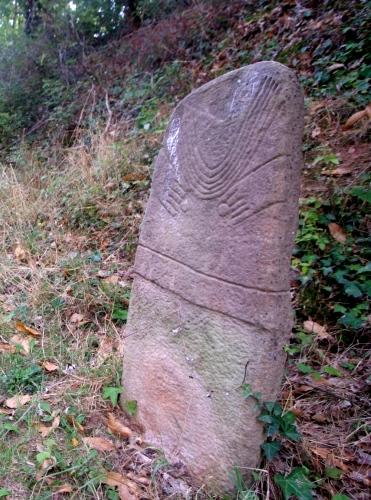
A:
[[187, 76, 277, 189], [160, 199, 178, 217], [231, 200, 286, 226], [197, 75, 279, 185], [228, 201, 251, 219], [219, 197, 248, 218], [168, 189, 183, 205], [221, 153, 289, 206], [134, 270, 274, 333], [182, 76, 275, 190], [183, 77, 281, 199], [138, 243, 289, 294], [189, 75, 277, 179]]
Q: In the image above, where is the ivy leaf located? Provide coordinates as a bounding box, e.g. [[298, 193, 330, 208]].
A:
[[297, 363, 313, 374], [325, 467, 343, 479], [0, 489, 10, 498], [123, 399, 138, 416], [322, 365, 342, 377], [102, 386, 123, 406], [261, 441, 281, 461], [351, 186, 371, 203], [344, 282, 363, 298], [274, 467, 314, 500]]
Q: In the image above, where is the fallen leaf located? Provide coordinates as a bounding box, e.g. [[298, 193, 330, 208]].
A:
[[41, 360, 59, 372], [303, 320, 331, 340], [14, 244, 28, 262], [0, 342, 16, 354], [328, 223, 347, 244], [123, 173, 146, 182], [0, 408, 13, 415], [323, 165, 353, 176], [71, 437, 79, 447], [344, 105, 370, 129], [311, 125, 321, 138], [38, 415, 60, 438], [53, 483, 73, 494], [69, 313, 84, 324], [5, 394, 31, 409], [102, 471, 139, 497], [15, 320, 41, 337], [10, 334, 32, 355], [92, 337, 113, 368], [103, 274, 119, 285], [312, 412, 329, 423], [66, 415, 84, 433], [83, 436, 115, 452], [118, 484, 137, 500], [107, 413, 132, 439], [36, 457, 56, 480]]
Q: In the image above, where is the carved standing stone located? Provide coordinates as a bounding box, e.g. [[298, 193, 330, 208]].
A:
[[122, 61, 303, 491]]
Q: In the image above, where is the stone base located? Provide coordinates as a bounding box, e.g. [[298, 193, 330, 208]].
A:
[[122, 276, 290, 492]]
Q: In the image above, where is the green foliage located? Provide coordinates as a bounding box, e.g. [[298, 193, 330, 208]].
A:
[[242, 386, 301, 461], [293, 176, 370, 333], [274, 466, 314, 500], [0, 354, 43, 395], [232, 467, 259, 499], [102, 386, 123, 406], [325, 467, 343, 479], [123, 399, 138, 416], [298, 4, 370, 105]]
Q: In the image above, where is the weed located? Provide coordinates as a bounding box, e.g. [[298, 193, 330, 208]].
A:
[[243, 386, 301, 462], [0, 354, 43, 395], [293, 175, 370, 333]]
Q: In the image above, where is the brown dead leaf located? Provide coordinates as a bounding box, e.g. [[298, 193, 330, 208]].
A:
[[5, 394, 31, 409], [82, 436, 115, 452], [344, 105, 370, 129], [312, 412, 329, 423], [303, 320, 331, 340], [10, 334, 32, 355], [328, 223, 347, 244], [0, 342, 16, 354], [71, 437, 79, 447], [107, 413, 132, 439], [118, 484, 137, 500], [103, 274, 119, 285], [123, 173, 147, 183], [310, 446, 331, 460], [323, 165, 354, 176], [15, 320, 41, 337], [38, 415, 60, 438], [36, 457, 56, 480], [0, 408, 13, 415], [42, 360, 59, 372], [53, 483, 73, 494], [103, 471, 139, 497], [14, 244, 28, 262], [69, 313, 84, 324], [92, 337, 113, 368], [66, 415, 84, 433], [311, 125, 321, 138]]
